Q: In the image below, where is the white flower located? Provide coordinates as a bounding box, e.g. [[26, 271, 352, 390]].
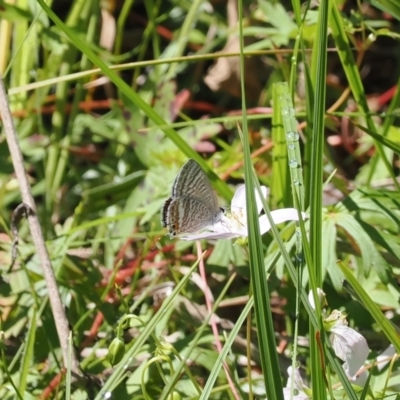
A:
[[181, 184, 305, 240], [376, 344, 396, 371], [308, 288, 327, 310], [325, 310, 369, 380], [283, 366, 310, 400]]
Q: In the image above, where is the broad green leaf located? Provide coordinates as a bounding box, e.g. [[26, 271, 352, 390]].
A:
[[339, 267, 400, 353], [334, 212, 388, 281]]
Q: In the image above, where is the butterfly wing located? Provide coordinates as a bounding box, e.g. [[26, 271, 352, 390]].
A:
[[161, 197, 173, 228], [172, 159, 219, 212], [164, 196, 220, 237], [162, 159, 223, 237]]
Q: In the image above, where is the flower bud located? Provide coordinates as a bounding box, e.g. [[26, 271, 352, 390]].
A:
[[108, 337, 125, 366], [308, 288, 327, 310]]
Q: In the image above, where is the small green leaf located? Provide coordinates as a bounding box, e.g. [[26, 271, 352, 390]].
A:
[[322, 218, 342, 291], [370, 0, 400, 21]]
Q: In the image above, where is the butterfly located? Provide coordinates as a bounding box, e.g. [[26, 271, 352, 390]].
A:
[[161, 159, 224, 238]]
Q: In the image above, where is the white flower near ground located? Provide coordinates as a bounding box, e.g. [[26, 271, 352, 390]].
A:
[[283, 366, 310, 400], [325, 310, 369, 380], [181, 184, 306, 240]]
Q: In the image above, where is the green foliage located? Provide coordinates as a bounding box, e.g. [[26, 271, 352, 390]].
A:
[[1, 0, 400, 398]]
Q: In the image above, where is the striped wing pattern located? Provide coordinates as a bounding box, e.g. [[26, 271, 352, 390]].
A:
[[162, 159, 222, 237]]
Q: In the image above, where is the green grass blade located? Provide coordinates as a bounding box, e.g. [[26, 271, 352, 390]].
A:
[[335, 213, 388, 280], [339, 265, 400, 352], [355, 123, 400, 154], [199, 298, 254, 399], [274, 82, 358, 399], [66, 331, 73, 400], [271, 86, 290, 208], [370, 0, 400, 21], [93, 260, 200, 398], [165, 0, 204, 80], [309, 0, 329, 288], [276, 83, 304, 210], [36, 0, 233, 201], [238, 1, 283, 398], [330, 2, 399, 190], [45, 0, 88, 216], [114, 0, 135, 55], [18, 308, 36, 396], [306, 1, 330, 397]]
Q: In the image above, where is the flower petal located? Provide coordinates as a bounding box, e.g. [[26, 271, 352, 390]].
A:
[[179, 218, 237, 240], [231, 185, 246, 210], [180, 231, 237, 240], [231, 185, 268, 221], [283, 388, 309, 400], [258, 215, 272, 235], [270, 208, 305, 224], [377, 345, 396, 371], [284, 368, 309, 400], [176, 185, 302, 241], [258, 208, 305, 235], [330, 324, 369, 380], [179, 214, 245, 241], [255, 186, 268, 214]]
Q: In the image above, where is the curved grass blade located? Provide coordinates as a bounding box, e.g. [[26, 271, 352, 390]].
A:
[[93, 259, 202, 398], [339, 265, 400, 352], [330, 2, 399, 190], [36, 0, 232, 201], [370, 0, 400, 21], [354, 124, 400, 154]]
